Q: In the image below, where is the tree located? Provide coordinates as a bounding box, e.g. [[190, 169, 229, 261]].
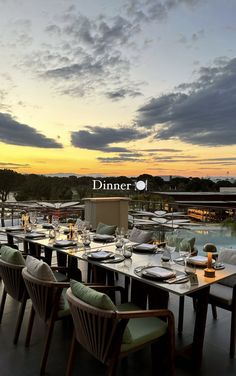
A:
[[0, 169, 21, 226]]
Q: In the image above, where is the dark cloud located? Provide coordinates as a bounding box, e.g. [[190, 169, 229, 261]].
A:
[[137, 58, 236, 146], [0, 162, 30, 168], [141, 148, 182, 152], [71, 126, 149, 152], [0, 112, 63, 148], [105, 88, 142, 100]]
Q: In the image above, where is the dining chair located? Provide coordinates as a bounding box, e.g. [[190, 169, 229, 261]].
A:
[[208, 248, 236, 358], [0, 245, 29, 344], [22, 256, 71, 375], [66, 281, 175, 376]]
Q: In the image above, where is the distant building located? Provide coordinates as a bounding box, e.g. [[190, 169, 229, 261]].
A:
[[154, 191, 236, 222], [220, 187, 236, 193]]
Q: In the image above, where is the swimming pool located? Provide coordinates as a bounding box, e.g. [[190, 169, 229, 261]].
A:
[[177, 224, 236, 253]]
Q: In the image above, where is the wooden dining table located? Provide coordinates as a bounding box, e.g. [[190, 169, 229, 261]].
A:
[[3, 224, 236, 369]]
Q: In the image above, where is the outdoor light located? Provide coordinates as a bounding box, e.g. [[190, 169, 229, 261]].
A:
[[203, 243, 217, 278]]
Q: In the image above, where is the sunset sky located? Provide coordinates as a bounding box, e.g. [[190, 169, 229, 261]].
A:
[[0, 0, 236, 178]]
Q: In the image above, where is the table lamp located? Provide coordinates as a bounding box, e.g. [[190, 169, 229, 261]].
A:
[[203, 243, 217, 277]]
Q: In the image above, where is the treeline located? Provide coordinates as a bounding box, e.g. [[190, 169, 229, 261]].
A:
[[0, 169, 235, 202]]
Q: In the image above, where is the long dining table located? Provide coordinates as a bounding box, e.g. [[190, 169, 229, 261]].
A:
[[2, 224, 236, 369]]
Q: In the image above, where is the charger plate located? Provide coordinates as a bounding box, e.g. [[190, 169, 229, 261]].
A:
[[83, 251, 124, 263], [134, 265, 188, 283]]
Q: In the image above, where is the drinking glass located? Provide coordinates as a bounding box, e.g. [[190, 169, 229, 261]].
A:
[[52, 215, 59, 230], [122, 244, 133, 259], [30, 212, 37, 228], [115, 235, 124, 250], [82, 233, 91, 248], [179, 240, 191, 271]]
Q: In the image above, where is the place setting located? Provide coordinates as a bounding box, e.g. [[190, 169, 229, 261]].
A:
[[24, 231, 46, 239], [134, 264, 189, 284], [82, 249, 125, 263]]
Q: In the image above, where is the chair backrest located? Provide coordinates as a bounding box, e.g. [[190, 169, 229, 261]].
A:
[[22, 267, 64, 322], [218, 248, 236, 287], [66, 288, 127, 364], [0, 258, 26, 301]]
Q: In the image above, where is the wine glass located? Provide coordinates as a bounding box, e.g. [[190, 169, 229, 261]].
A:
[[30, 212, 37, 229], [179, 240, 191, 272], [52, 215, 59, 229]]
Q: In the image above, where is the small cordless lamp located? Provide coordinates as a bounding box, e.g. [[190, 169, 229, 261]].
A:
[[203, 243, 217, 278]]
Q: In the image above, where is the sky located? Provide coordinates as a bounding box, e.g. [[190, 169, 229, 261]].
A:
[[0, 0, 236, 178]]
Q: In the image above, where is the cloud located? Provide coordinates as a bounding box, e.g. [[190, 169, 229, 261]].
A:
[[97, 155, 145, 163], [137, 57, 236, 146], [140, 148, 182, 152], [126, 0, 203, 23], [19, 1, 204, 101], [0, 162, 30, 168], [105, 88, 142, 100], [0, 112, 63, 148], [71, 125, 149, 152], [177, 29, 205, 46], [38, 11, 142, 100]]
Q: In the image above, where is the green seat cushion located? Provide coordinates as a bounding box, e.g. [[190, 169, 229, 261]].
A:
[[0, 245, 25, 266], [96, 222, 117, 235], [129, 227, 153, 243], [118, 302, 168, 351], [179, 237, 196, 252], [70, 280, 116, 310], [70, 281, 132, 343]]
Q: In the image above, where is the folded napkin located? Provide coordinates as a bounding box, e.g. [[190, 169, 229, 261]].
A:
[[93, 234, 114, 241], [187, 256, 209, 265], [88, 251, 114, 260], [54, 240, 76, 247], [25, 232, 46, 239], [5, 226, 24, 232], [133, 243, 157, 252], [42, 224, 54, 229], [142, 266, 175, 280]]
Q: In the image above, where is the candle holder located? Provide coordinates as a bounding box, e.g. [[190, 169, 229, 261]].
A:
[[203, 243, 217, 278]]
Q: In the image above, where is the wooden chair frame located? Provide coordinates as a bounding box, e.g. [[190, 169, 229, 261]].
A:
[[66, 286, 175, 376], [22, 267, 70, 375], [0, 258, 29, 344]]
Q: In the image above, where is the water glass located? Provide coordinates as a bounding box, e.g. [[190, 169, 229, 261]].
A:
[[179, 240, 191, 271], [115, 235, 124, 250], [122, 244, 133, 259], [30, 212, 37, 228], [82, 233, 91, 248]]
